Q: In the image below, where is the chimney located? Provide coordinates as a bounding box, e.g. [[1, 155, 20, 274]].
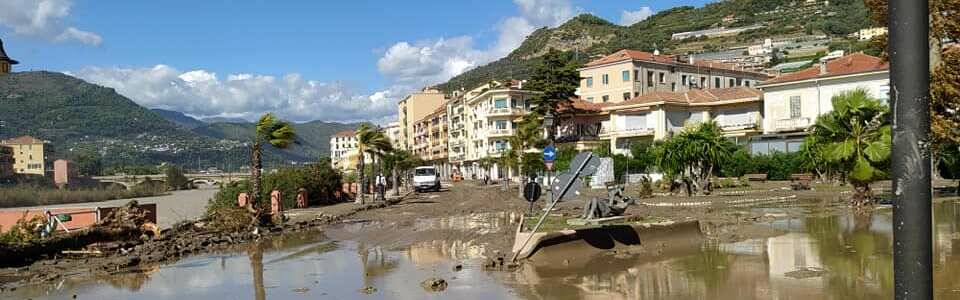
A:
[[819, 61, 828, 75]]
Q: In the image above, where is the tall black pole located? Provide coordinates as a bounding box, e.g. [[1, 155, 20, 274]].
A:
[[890, 0, 932, 299]]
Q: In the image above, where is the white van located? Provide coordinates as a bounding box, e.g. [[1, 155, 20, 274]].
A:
[[413, 166, 441, 192]]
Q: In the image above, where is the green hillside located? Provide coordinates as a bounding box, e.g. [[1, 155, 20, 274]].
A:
[[0, 72, 258, 171], [436, 0, 873, 92]]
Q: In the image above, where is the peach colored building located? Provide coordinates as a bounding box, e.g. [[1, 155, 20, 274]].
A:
[[397, 88, 446, 151], [578, 49, 769, 104], [54, 159, 78, 188]]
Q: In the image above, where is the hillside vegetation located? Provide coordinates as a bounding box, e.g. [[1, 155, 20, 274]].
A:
[[437, 0, 873, 92]]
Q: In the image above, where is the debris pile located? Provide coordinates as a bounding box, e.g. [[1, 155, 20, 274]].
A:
[[419, 277, 448, 292]]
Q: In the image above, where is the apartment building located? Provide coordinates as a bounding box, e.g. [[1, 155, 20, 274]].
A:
[[397, 88, 446, 151], [329, 130, 357, 171], [578, 50, 770, 104], [0, 136, 50, 176], [600, 87, 763, 155], [554, 98, 607, 151], [383, 122, 402, 149], [448, 81, 537, 180], [754, 53, 889, 154]]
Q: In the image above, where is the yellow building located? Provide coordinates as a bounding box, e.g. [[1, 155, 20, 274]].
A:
[[398, 88, 446, 151], [0, 136, 50, 176], [0, 38, 18, 75]]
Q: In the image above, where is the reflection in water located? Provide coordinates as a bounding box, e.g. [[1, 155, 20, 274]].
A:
[[507, 201, 960, 299], [9, 202, 960, 299], [247, 242, 266, 300]]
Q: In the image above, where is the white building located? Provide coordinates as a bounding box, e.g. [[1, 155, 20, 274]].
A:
[[329, 130, 359, 171], [858, 27, 888, 41], [753, 53, 889, 154], [447, 80, 538, 181], [383, 122, 402, 149], [600, 87, 763, 156]]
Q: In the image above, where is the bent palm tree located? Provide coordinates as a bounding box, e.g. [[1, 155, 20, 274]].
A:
[[809, 89, 891, 205], [250, 113, 296, 211], [355, 124, 392, 204]]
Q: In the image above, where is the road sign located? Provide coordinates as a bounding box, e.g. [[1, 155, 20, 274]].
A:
[[523, 182, 541, 203], [543, 145, 556, 162]]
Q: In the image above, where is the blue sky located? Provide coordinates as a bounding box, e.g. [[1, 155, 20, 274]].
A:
[[0, 0, 711, 123]]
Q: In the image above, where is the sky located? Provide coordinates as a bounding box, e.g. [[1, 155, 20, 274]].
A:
[[0, 0, 711, 124]]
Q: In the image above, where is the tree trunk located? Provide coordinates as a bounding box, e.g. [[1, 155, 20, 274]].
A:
[[357, 150, 365, 205], [392, 167, 400, 197], [248, 243, 266, 300], [250, 143, 262, 212], [517, 155, 524, 199]]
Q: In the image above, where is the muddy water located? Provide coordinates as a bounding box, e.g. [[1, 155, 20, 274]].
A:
[[7, 202, 960, 299]]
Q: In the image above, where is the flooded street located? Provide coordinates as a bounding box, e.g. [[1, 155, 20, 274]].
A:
[[8, 196, 960, 299]]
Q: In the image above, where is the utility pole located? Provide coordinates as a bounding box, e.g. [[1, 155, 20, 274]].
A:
[[890, 0, 932, 299]]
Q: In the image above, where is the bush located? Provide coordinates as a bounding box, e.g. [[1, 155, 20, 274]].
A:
[[0, 183, 166, 208], [207, 163, 343, 214]]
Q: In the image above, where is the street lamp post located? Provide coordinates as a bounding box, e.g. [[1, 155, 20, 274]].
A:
[[542, 111, 556, 211]]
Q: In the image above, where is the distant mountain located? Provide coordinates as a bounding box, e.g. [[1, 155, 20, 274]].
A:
[[190, 120, 358, 161], [0, 71, 288, 170], [200, 116, 249, 124], [436, 0, 872, 92], [151, 108, 205, 129]]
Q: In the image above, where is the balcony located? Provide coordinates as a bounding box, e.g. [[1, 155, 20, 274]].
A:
[[718, 118, 760, 131], [600, 127, 655, 138], [487, 148, 509, 156], [488, 128, 513, 137], [450, 153, 466, 162], [487, 107, 523, 117], [774, 117, 811, 132], [449, 139, 465, 147]]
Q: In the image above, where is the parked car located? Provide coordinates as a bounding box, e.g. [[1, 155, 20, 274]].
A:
[[413, 166, 441, 192]]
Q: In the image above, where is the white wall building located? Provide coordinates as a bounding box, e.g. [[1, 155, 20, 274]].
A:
[[754, 53, 889, 154]]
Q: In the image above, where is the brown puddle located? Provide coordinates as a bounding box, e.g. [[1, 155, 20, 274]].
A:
[[6, 201, 960, 299]]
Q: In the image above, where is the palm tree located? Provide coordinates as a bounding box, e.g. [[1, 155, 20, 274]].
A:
[[355, 124, 392, 204], [250, 113, 296, 211], [809, 89, 891, 205], [655, 120, 734, 195], [478, 157, 496, 184], [507, 119, 544, 197]]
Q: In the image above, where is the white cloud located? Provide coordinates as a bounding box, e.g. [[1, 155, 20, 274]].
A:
[[620, 7, 655, 26], [376, 0, 575, 89], [0, 0, 102, 45], [68, 65, 398, 124]]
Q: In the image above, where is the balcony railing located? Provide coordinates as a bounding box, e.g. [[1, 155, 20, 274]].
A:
[[487, 107, 522, 116], [718, 118, 760, 131], [600, 127, 655, 137], [774, 117, 811, 132], [488, 128, 513, 137]]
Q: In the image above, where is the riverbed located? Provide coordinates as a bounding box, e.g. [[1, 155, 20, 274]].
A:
[[7, 199, 960, 300]]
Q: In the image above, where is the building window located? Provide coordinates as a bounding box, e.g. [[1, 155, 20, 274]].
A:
[[789, 95, 802, 118], [494, 98, 508, 108], [729, 78, 735, 87], [659, 73, 665, 83], [585, 77, 593, 88], [623, 92, 631, 101], [622, 70, 630, 82], [681, 75, 688, 86], [714, 77, 721, 88], [745, 80, 751, 87], [633, 70, 639, 82], [700, 77, 707, 88], [587, 97, 594, 102], [602, 74, 609, 85], [602, 95, 610, 102]]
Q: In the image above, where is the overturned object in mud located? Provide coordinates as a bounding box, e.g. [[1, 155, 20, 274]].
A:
[[420, 277, 448, 292], [581, 184, 635, 220], [511, 219, 704, 262]]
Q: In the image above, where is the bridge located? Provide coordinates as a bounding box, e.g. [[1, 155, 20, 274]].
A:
[[92, 173, 250, 189]]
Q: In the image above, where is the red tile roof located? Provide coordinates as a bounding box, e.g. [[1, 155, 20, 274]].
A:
[[761, 53, 889, 85], [0, 135, 44, 145], [604, 87, 762, 110], [584, 50, 678, 67], [582, 49, 768, 77], [558, 97, 605, 113], [333, 130, 356, 138]]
